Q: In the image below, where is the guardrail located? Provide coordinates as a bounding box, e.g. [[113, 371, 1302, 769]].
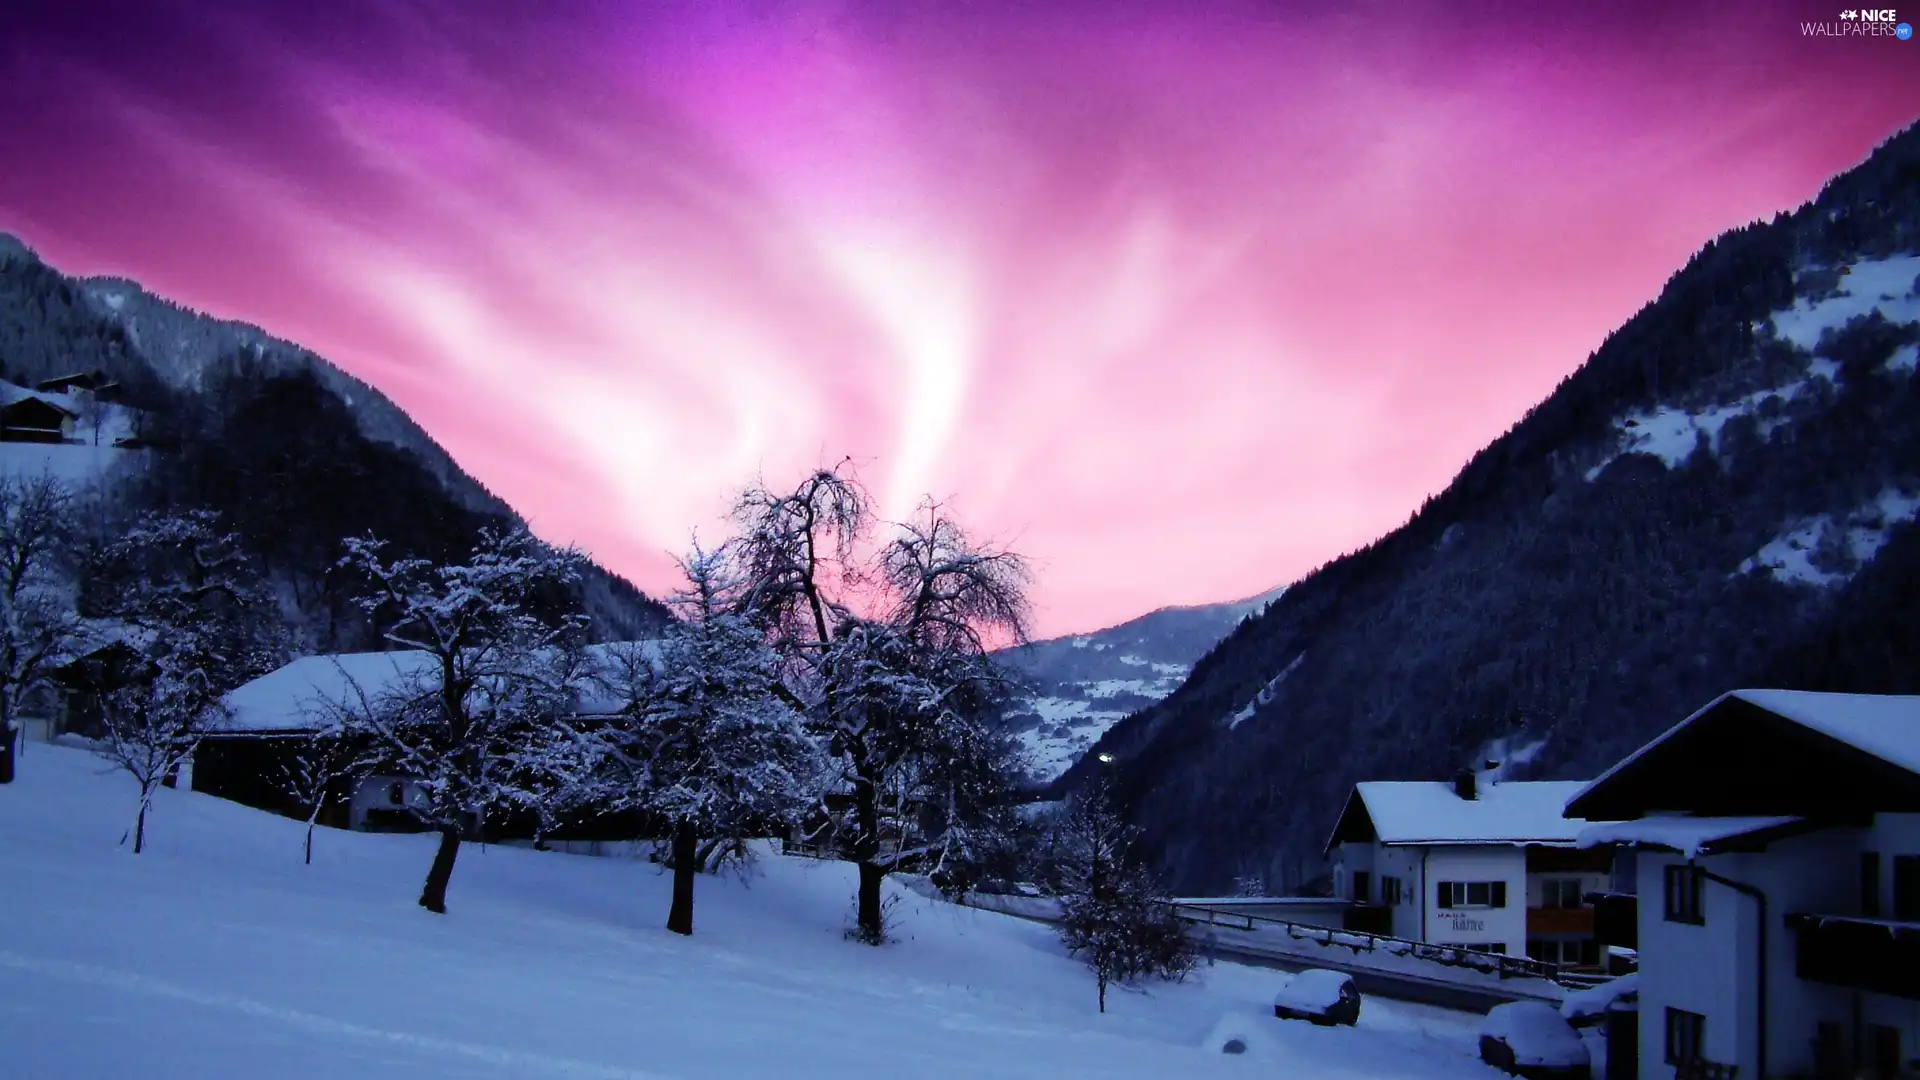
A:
[[1166, 902, 1568, 984]]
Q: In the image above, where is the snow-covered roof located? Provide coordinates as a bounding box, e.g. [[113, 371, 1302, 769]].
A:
[[216, 641, 666, 734], [1576, 816, 1806, 858], [1571, 690, 1920, 807], [1343, 780, 1597, 847], [218, 651, 437, 732]]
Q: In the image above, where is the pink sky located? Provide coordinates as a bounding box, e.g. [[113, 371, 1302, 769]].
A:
[[1, 0, 1915, 636]]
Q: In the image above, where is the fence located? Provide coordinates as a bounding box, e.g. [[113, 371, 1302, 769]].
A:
[[1165, 902, 1576, 985]]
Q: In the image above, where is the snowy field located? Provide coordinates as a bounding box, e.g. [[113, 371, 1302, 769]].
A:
[[0, 745, 1504, 1080]]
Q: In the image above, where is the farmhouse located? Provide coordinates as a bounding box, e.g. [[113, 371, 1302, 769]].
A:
[[196, 644, 660, 840], [1569, 690, 1920, 1080], [1325, 772, 1615, 967]]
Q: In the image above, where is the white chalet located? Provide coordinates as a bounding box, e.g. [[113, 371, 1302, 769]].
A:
[[1569, 689, 1920, 1080], [1325, 772, 1615, 966]]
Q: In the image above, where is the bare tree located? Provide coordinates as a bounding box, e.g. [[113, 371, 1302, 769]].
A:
[[337, 527, 588, 914], [0, 475, 78, 785], [87, 509, 285, 853], [278, 729, 354, 864], [730, 466, 1032, 943], [97, 671, 222, 854]]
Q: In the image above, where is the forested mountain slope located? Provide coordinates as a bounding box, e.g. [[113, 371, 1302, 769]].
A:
[[1071, 123, 1920, 893], [0, 237, 670, 649]]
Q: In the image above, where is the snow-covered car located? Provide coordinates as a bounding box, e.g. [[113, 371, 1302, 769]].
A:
[[1479, 1001, 1591, 1080], [1272, 969, 1361, 1026]]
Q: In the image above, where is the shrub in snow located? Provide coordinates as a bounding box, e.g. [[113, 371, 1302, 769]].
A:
[[1051, 776, 1195, 1011], [1480, 1001, 1590, 1080], [1201, 1012, 1295, 1061], [1272, 969, 1361, 1026]]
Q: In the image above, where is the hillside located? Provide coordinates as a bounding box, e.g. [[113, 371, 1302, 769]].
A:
[[0, 236, 670, 646], [0, 744, 1496, 1080], [998, 588, 1284, 780], [1074, 122, 1920, 893]]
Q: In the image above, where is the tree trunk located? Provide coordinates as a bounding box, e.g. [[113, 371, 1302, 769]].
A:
[[856, 860, 886, 944], [418, 826, 461, 914], [1098, 970, 1107, 1013], [0, 720, 15, 785], [304, 812, 317, 865], [667, 819, 697, 936], [133, 795, 150, 855]]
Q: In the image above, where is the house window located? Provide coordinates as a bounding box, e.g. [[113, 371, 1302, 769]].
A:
[[1438, 880, 1508, 909], [1541, 878, 1584, 909], [1353, 870, 1372, 904], [1894, 856, 1920, 921], [1462, 942, 1508, 954], [1664, 1008, 1706, 1065], [1663, 865, 1704, 924], [1381, 876, 1403, 905], [1863, 852, 1883, 917], [386, 781, 406, 806]]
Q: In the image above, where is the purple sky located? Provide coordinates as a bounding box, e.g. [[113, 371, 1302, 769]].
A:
[[2, 0, 1915, 634]]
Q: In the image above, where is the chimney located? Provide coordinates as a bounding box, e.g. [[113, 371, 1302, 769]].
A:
[[1453, 769, 1477, 801]]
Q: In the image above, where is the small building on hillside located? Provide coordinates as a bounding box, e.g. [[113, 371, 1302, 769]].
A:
[[0, 397, 74, 444], [1568, 690, 1920, 1080], [36, 371, 120, 399], [1325, 773, 1616, 966]]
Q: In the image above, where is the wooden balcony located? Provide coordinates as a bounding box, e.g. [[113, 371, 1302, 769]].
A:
[[1790, 913, 1920, 1001], [1527, 906, 1596, 935]]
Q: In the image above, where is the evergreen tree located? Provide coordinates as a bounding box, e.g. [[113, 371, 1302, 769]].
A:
[[1052, 777, 1195, 1012]]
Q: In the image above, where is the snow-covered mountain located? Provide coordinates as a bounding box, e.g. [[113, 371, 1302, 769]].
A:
[[998, 586, 1285, 781]]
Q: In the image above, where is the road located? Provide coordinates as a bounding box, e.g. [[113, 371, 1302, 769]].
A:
[[954, 890, 1559, 1015]]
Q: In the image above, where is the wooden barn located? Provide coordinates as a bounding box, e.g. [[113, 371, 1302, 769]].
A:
[[0, 396, 74, 443]]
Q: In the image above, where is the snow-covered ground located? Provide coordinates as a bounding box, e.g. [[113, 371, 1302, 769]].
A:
[[0, 744, 1500, 1080]]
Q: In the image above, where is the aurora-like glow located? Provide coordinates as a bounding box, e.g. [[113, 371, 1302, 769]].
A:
[[2, 0, 1914, 634]]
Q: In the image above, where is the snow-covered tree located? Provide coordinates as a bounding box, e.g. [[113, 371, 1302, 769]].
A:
[[0, 474, 78, 785], [730, 467, 1032, 943], [336, 527, 588, 914], [87, 509, 284, 853], [1052, 778, 1195, 1012], [278, 728, 353, 864], [587, 544, 821, 935]]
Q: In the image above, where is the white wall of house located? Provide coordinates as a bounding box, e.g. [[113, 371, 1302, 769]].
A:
[[1423, 846, 1527, 954], [348, 775, 430, 830], [1635, 815, 1920, 1080], [1635, 849, 1760, 1080]]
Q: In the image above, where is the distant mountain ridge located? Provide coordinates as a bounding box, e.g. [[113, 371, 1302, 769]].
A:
[[1073, 122, 1920, 894], [997, 585, 1285, 781]]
